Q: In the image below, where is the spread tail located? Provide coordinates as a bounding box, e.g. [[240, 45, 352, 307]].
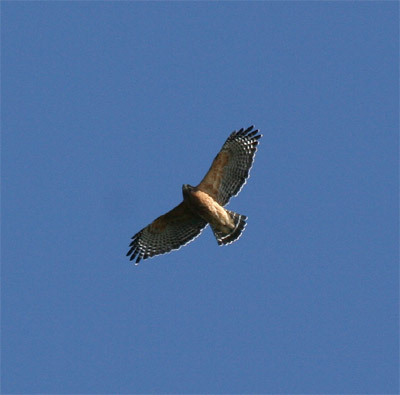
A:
[[211, 210, 247, 246]]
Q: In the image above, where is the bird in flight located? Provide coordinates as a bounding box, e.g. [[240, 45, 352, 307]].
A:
[[127, 126, 262, 264]]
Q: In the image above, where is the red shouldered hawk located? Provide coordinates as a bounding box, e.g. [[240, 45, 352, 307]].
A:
[[127, 126, 262, 264]]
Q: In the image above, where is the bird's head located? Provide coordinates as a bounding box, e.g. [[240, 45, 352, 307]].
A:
[[182, 184, 194, 197]]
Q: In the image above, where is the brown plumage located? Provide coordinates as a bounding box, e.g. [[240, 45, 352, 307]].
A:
[[127, 126, 262, 264]]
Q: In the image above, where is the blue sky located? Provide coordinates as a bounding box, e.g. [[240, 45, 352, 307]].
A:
[[2, 2, 398, 394]]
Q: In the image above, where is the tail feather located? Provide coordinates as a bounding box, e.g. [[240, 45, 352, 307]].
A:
[[211, 210, 247, 246]]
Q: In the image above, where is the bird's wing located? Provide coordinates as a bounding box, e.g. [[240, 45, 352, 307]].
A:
[[127, 202, 207, 264], [197, 126, 262, 206]]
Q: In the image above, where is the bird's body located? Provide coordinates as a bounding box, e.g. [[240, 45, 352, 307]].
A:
[[127, 126, 262, 264], [183, 185, 236, 235]]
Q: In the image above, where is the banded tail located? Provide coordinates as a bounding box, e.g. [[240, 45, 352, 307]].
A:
[[211, 210, 247, 246]]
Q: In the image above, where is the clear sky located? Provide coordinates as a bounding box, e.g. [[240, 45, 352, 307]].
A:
[[2, 2, 398, 394]]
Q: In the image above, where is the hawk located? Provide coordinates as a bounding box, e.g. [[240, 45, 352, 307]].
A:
[[127, 126, 262, 264]]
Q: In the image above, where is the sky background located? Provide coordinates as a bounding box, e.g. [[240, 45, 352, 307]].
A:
[[2, 2, 398, 394]]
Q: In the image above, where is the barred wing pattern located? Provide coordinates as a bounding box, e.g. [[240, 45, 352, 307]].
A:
[[198, 126, 262, 206], [126, 202, 207, 264]]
